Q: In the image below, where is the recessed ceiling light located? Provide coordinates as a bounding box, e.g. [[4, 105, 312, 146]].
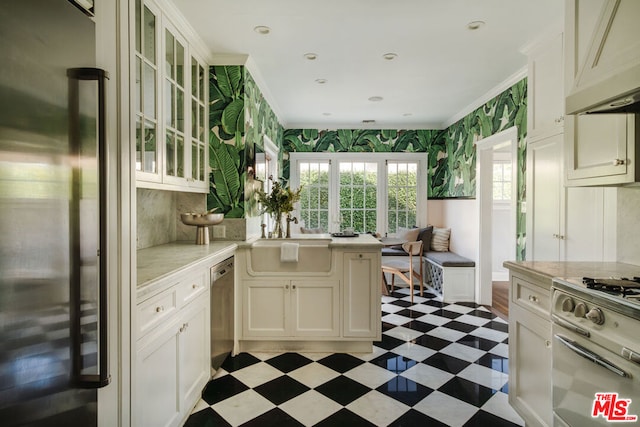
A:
[[403, 113, 413, 117], [322, 112, 332, 116], [315, 78, 327, 84], [382, 53, 398, 61], [304, 53, 318, 61], [467, 21, 485, 30], [254, 25, 271, 35], [362, 119, 376, 124], [368, 96, 383, 102]]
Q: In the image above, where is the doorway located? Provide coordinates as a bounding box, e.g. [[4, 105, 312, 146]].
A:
[[476, 127, 517, 315]]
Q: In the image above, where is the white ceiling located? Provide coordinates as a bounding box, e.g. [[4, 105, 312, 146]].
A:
[[172, 0, 563, 130]]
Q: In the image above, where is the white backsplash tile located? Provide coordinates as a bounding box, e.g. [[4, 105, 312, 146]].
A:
[[617, 187, 640, 266]]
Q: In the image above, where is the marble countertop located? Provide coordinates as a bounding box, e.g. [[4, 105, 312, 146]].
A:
[[236, 233, 384, 249], [503, 260, 640, 286], [137, 241, 237, 290]]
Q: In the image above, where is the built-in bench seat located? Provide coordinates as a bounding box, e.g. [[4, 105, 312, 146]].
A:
[[423, 251, 475, 303], [381, 227, 475, 303]]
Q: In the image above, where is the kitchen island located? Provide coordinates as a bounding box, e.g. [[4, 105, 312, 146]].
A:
[[235, 234, 383, 353], [504, 260, 640, 427]]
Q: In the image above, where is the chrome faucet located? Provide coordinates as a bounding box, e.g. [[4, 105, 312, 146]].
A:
[[286, 215, 298, 239]]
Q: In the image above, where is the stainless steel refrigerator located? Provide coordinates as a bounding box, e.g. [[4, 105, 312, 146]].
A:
[[0, 0, 109, 425]]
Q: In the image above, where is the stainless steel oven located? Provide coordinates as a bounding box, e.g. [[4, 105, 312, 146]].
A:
[[551, 278, 640, 426]]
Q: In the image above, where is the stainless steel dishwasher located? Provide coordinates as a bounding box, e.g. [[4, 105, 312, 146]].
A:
[[210, 257, 234, 372]]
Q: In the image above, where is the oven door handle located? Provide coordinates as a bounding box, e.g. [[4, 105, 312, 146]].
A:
[[551, 314, 590, 337], [555, 334, 630, 378]]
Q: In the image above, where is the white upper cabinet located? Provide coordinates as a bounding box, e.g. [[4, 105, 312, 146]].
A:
[[565, 0, 640, 114], [134, 0, 209, 193], [564, 0, 640, 186], [527, 32, 565, 141]]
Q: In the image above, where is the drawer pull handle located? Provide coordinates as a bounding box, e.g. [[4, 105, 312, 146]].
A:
[[528, 295, 539, 304], [155, 306, 164, 313], [613, 158, 626, 166]]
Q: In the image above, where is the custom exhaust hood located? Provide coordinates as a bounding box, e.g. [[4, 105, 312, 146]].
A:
[[565, 0, 640, 115]]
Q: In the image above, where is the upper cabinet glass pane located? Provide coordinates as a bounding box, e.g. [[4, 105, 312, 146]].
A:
[[191, 57, 198, 96], [176, 41, 184, 87], [135, 57, 141, 114], [135, 0, 141, 53], [165, 30, 174, 79], [199, 64, 205, 102], [143, 6, 155, 64], [143, 62, 156, 118]]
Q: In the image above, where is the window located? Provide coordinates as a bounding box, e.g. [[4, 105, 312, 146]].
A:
[[299, 161, 330, 230], [339, 162, 377, 232], [290, 153, 427, 235], [493, 161, 512, 201]]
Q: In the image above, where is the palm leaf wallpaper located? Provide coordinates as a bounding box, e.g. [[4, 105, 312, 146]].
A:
[[209, 66, 527, 259]]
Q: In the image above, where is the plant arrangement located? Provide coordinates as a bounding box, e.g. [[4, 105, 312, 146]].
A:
[[257, 177, 302, 237]]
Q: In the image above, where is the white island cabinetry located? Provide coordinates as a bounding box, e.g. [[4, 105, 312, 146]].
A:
[[237, 235, 382, 353]]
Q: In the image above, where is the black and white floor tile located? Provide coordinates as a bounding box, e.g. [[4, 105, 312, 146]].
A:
[[185, 288, 523, 427]]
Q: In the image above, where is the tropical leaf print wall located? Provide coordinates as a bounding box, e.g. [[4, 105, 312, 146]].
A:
[[283, 78, 528, 258], [209, 70, 527, 259], [208, 65, 246, 218], [208, 65, 285, 218]]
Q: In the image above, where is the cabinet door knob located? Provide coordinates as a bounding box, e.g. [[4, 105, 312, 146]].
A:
[[292, 285, 296, 290], [359, 254, 363, 258], [192, 284, 197, 289], [613, 158, 626, 166], [155, 306, 164, 313], [285, 284, 289, 290], [528, 295, 539, 304]]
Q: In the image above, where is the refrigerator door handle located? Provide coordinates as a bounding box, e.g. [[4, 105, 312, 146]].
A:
[[67, 67, 110, 388]]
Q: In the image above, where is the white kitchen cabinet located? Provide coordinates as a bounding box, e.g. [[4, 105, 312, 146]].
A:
[[527, 133, 616, 261], [564, 114, 639, 185], [564, 0, 640, 186], [526, 134, 564, 261], [136, 315, 181, 427], [291, 280, 340, 337], [178, 296, 210, 412], [527, 32, 565, 141], [242, 279, 339, 338], [565, 0, 640, 115], [242, 280, 289, 337], [135, 267, 211, 427], [343, 252, 381, 338], [133, 0, 208, 193], [508, 271, 552, 427]]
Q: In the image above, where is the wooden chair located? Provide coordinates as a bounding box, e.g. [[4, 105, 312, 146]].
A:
[[381, 241, 424, 303]]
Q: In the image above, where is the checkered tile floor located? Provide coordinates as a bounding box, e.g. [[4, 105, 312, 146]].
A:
[[185, 288, 523, 427]]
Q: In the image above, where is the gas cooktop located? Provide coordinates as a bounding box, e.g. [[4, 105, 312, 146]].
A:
[[552, 276, 640, 320]]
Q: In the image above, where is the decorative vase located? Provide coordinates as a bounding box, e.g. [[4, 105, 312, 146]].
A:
[[272, 211, 284, 238]]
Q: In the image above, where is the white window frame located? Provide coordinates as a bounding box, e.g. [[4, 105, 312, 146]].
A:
[[289, 152, 428, 234]]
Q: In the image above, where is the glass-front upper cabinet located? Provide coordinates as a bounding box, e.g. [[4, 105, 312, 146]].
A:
[[190, 55, 207, 188], [134, 0, 208, 193], [162, 23, 187, 185], [134, 0, 160, 182]]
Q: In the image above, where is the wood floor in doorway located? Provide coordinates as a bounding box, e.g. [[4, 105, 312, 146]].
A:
[[491, 281, 509, 320]]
